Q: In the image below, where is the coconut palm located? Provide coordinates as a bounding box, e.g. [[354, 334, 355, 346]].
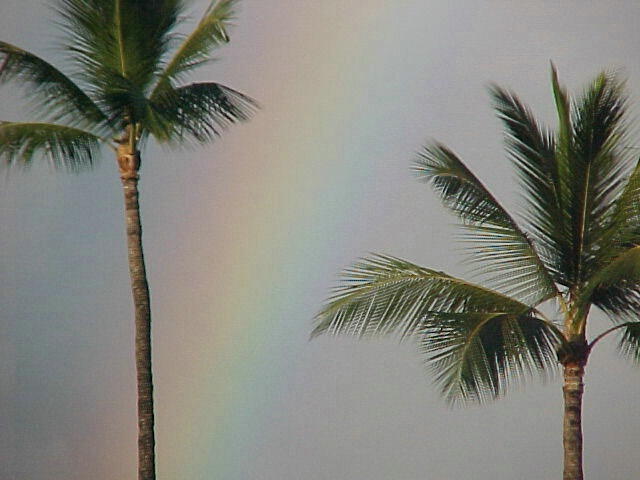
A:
[[314, 66, 640, 480], [0, 1, 256, 478]]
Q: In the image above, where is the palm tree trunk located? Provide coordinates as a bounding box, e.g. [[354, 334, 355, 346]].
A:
[[119, 147, 156, 480], [562, 362, 585, 480]]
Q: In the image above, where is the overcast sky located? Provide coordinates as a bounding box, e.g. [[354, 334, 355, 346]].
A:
[[1, 1, 640, 479]]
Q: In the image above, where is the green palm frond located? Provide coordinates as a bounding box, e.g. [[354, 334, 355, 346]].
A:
[[604, 159, 640, 249], [153, 0, 237, 93], [413, 144, 558, 304], [148, 81, 257, 144], [313, 254, 541, 340], [572, 71, 627, 173], [0, 122, 103, 171], [493, 67, 633, 291], [419, 312, 561, 404], [577, 245, 640, 321], [490, 85, 564, 276], [314, 254, 563, 404], [564, 71, 630, 282], [0, 41, 108, 128], [552, 69, 631, 288], [618, 322, 640, 363], [57, 0, 183, 89], [551, 63, 572, 166]]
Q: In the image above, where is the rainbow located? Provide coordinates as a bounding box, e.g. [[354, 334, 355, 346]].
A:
[[147, 1, 453, 477]]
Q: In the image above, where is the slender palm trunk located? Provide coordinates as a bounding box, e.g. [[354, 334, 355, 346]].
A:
[[119, 146, 156, 480], [562, 361, 586, 480]]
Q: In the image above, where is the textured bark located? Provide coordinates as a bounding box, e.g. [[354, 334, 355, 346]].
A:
[[562, 362, 585, 480], [120, 147, 155, 480]]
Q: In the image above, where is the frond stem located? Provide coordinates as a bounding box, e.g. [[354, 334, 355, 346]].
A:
[[115, 0, 127, 77], [589, 322, 638, 350], [575, 165, 592, 288]]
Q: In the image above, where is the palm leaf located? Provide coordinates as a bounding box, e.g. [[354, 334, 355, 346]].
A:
[[0, 41, 107, 128], [313, 254, 540, 340], [57, 0, 182, 89], [563, 71, 630, 285], [578, 245, 640, 322], [0, 122, 103, 171], [148, 81, 257, 144], [419, 312, 561, 404], [413, 144, 558, 304], [618, 322, 640, 363], [604, 159, 640, 249], [551, 63, 572, 165], [314, 254, 562, 404], [152, 0, 238, 95], [569, 72, 628, 286], [490, 85, 566, 281]]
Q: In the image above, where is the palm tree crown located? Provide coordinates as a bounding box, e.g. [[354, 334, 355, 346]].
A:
[[314, 66, 640, 479], [0, 0, 255, 169]]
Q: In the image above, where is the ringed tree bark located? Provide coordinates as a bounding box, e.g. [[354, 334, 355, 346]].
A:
[[118, 136, 155, 479], [559, 339, 590, 480]]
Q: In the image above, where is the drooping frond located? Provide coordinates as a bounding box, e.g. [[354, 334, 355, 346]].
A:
[[313, 254, 541, 339], [0, 41, 108, 128], [419, 312, 561, 404], [152, 0, 238, 94], [314, 254, 562, 404], [147, 81, 257, 144], [618, 322, 640, 363], [0, 122, 103, 171], [413, 144, 558, 304]]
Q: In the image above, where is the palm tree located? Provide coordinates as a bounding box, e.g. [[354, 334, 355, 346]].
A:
[[314, 66, 640, 480], [0, 1, 256, 478]]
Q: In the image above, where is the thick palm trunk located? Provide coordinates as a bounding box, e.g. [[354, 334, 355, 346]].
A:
[[119, 146, 156, 480], [562, 362, 585, 480]]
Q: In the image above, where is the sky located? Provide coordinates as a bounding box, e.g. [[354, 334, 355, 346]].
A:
[[1, 1, 640, 479]]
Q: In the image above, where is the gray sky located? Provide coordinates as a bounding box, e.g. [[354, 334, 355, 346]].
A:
[[1, 1, 640, 479]]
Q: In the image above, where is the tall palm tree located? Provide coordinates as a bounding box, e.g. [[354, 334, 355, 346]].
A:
[[314, 66, 640, 480], [0, 1, 256, 478]]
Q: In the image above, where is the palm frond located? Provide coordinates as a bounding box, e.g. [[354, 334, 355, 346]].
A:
[[314, 254, 562, 404], [490, 85, 566, 280], [552, 69, 632, 288], [0, 122, 103, 171], [57, 0, 183, 92], [551, 63, 572, 163], [147, 81, 257, 144], [313, 254, 539, 340], [579, 245, 640, 321], [565, 71, 631, 284], [606, 158, 640, 245], [419, 312, 561, 404], [152, 0, 238, 95], [413, 144, 558, 304], [617, 322, 640, 363], [0, 41, 108, 128]]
